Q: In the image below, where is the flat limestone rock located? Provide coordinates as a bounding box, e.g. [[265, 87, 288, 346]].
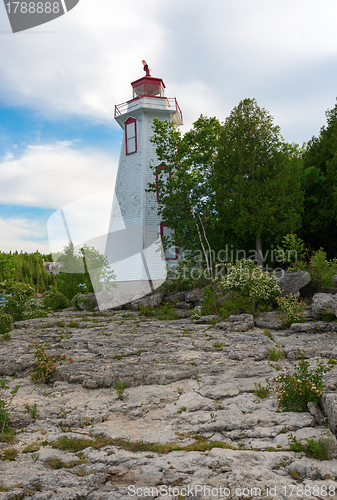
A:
[[1, 306, 337, 498]]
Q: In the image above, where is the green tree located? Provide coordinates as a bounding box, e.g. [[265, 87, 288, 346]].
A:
[[301, 102, 337, 257], [148, 115, 222, 276], [80, 245, 116, 293], [214, 98, 303, 267], [0, 253, 16, 283]]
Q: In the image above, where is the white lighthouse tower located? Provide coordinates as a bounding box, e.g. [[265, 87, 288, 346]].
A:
[[104, 62, 183, 305]]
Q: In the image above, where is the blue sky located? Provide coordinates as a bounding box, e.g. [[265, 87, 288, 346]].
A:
[[1, 0, 337, 253]]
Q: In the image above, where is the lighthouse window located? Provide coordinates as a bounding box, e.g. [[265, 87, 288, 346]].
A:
[[160, 223, 178, 260], [125, 118, 137, 154]]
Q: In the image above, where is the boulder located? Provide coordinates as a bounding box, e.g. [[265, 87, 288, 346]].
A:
[[163, 291, 186, 303], [215, 314, 254, 332], [194, 314, 221, 324], [274, 270, 311, 298], [175, 301, 194, 310], [290, 321, 332, 333], [75, 293, 98, 311], [185, 288, 204, 303], [131, 291, 164, 311], [311, 293, 337, 319], [255, 311, 283, 330]]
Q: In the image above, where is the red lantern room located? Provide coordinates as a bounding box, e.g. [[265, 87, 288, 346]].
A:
[[131, 60, 165, 98], [131, 76, 165, 99]]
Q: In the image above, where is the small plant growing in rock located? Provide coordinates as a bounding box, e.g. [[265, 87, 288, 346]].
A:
[[273, 350, 332, 412], [177, 406, 186, 414], [254, 380, 271, 399], [269, 343, 283, 361], [0, 377, 20, 434], [212, 341, 223, 349], [25, 403, 39, 420], [288, 433, 333, 460], [30, 343, 73, 384], [276, 294, 305, 327], [68, 319, 78, 328], [0, 312, 12, 336], [114, 380, 127, 399], [2, 448, 18, 461], [262, 328, 273, 340]]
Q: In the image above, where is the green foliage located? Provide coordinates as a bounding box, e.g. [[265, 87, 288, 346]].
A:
[[217, 259, 280, 312], [301, 102, 337, 258], [254, 380, 271, 398], [148, 116, 222, 274], [308, 249, 337, 291], [0, 282, 36, 321], [114, 380, 127, 399], [0, 313, 12, 336], [138, 302, 179, 321], [288, 433, 333, 460], [80, 245, 116, 293], [56, 243, 116, 300], [43, 287, 69, 311], [30, 343, 73, 384], [273, 350, 332, 412], [25, 403, 39, 420], [0, 250, 54, 291], [263, 328, 273, 340], [160, 259, 210, 295], [200, 285, 222, 316], [177, 406, 186, 414], [269, 343, 283, 361], [276, 294, 305, 327], [2, 448, 18, 461], [218, 291, 254, 318], [0, 378, 20, 433], [71, 294, 94, 311], [212, 341, 223, 349], [214, 99, 303, 265], [275, 233, 307, 268]]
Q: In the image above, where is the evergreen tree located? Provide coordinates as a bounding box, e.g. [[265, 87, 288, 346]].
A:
[[214, 98, 303, 267], [301, 102, 337, 257]]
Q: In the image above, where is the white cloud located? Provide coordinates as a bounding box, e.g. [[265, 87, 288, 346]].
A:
[[0, 141, 118, 208], [0, 216, 50, 253], [0, 0, 337, 139]]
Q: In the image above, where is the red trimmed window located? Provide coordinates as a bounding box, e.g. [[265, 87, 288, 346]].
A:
[[125, 117, 137, 154], [156, 165, 171, 202], [160, 223, 178, 260]]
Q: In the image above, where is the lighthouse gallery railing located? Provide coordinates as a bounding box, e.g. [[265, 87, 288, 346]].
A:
[[114, 96, 183, 122]]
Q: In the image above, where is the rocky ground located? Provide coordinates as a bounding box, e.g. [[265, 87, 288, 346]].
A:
[[1, 306, 337, 499]]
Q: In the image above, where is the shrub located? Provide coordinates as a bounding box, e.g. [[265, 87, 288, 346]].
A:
[[273, 350, 332, 412], [276, 294, 305, 327], [217, 259, 280, 313], [0, 313, 12, 336], [71, 293, 94, 311], [30, 343, 73, 383], [309, 249, 337, 292], [43, 287, 68, 311], [288, 433, 333, 460], [0, 378, 20, 433], [275, 234, 307, 268], [200, 285, 222, 315], [0, 282, 36, 321], [160, 258, 210, 294]]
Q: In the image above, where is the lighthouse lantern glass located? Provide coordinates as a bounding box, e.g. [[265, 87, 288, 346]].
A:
[[133, 81, 164, 98]]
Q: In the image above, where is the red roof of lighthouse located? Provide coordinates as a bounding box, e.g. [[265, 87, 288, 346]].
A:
[[131, 75, 166, 90]]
